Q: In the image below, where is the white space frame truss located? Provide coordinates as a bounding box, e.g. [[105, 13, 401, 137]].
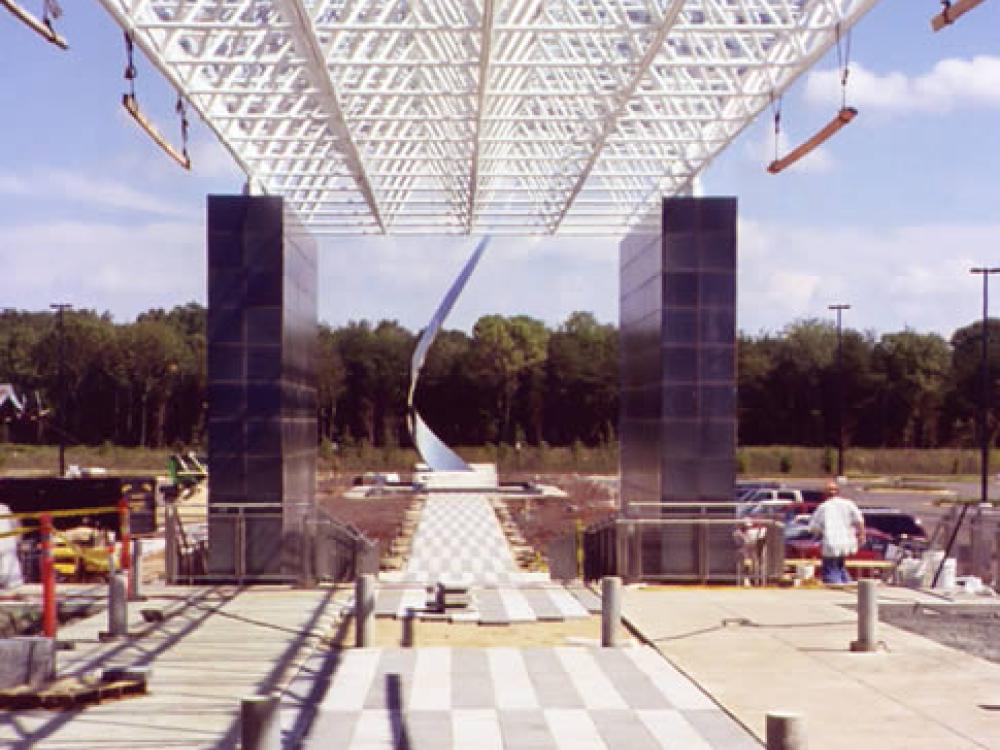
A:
[[94, 0, 880, 235]]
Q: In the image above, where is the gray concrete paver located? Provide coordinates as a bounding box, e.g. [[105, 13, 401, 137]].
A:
[[623, 586, 1000, 750]]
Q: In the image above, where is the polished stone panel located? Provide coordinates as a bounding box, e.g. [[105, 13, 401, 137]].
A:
[[619, 197, 737, 578], [207, 195, 317, 578]]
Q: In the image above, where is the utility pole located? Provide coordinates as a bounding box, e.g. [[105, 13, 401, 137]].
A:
[[49, 303, 72, 477], [828, 304, 851, 477]]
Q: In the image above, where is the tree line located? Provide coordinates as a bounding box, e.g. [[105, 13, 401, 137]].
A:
[[0, 304, 997, 451]]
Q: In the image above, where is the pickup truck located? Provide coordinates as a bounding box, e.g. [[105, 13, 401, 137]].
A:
[[738, 488, 804, 517]]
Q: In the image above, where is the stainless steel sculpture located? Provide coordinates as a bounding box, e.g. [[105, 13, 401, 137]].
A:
[[408, 236, 490, 471]]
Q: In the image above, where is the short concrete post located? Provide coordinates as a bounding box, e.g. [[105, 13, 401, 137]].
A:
[[401, 609, 415, 648], [766, 711, 806, 750], [355, 574, 375, 648], [850, 578, 877, 652], [601, 576, 621, 647], [107, 572, 128, 637], [128, 538, 144, 601], [240, 694, 280, 750]]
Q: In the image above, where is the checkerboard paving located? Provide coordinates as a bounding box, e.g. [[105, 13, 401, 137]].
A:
[[290, 645, 759, 749], [402, 494, 540, 586]]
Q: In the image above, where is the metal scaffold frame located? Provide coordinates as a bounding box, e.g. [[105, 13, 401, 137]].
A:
[[94, 0, 880, 235]]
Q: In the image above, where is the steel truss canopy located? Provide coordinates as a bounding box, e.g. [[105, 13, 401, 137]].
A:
[[96, 0, 879, 235]]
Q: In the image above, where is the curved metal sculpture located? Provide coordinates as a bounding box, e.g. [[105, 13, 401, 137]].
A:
[[408, 236, 490, 471]]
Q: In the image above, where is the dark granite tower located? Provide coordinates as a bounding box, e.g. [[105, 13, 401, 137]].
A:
[[619, 197, 737, 576], [206, 195, 317, 578]]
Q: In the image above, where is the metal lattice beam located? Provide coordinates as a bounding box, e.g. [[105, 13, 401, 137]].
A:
[[93, 0, 882, 236]]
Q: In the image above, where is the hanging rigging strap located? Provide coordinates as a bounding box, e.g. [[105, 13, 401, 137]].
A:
[[770, 93, 782, 163], [121, 32, 192, 170], [767, 22, 858, 175], [835, 23, 852, 110], [0, 0, 69, 49]]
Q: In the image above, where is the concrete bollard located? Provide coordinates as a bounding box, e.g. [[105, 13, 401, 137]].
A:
[[107, 572, 128, 638], [241, 694, 280, 750], [355, 574, 375, 648], [766, 711, 806, 750], [401, 608, 415, 648], [601, 576, 622, 647], [850, 578, 877, 652], [128, 538, 145, 601]]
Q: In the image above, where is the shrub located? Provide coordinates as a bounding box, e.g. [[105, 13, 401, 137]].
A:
[[779, 453, 792, 474]]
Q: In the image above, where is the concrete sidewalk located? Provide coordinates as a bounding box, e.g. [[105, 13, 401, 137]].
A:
[[622, 585, 1000, 749], [0, 585, 349, 749]]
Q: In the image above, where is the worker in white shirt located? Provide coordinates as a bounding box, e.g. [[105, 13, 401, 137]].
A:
[[809, 485, 865, 584]]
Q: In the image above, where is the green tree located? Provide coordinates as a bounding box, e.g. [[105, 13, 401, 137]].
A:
[[871, 330, 950, 446], [545, 312, 618, 445]]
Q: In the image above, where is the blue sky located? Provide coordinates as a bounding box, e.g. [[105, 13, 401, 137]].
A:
[[2, 0, 999, 337]]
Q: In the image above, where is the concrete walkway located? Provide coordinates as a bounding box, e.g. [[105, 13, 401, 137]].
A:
[[623, 585, 1000, 750], [0, 585, 349, 749]]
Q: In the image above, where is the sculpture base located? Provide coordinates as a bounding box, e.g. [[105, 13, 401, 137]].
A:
[[414, 463, 498, 491]]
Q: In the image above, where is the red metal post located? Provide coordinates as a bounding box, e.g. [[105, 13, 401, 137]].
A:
[[40, 513, 56, 639], [118, 495, 134, 596], [118, 496, 131, 572]]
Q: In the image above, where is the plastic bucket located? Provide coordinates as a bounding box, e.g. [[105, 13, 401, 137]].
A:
[[936, 558, 958, 590]]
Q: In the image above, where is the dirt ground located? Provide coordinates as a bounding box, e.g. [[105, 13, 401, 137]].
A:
[[880, 603, 1000, 666], [326, 614, 632, 649], [313, 471, 617, 568]]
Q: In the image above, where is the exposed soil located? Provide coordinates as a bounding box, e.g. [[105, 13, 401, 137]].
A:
[[312, 471, 618, 567], [328, 614, 631, 649], [880, 603, 1000, 666], [501, 473, 617, 560], [314, 471, 415, 553]]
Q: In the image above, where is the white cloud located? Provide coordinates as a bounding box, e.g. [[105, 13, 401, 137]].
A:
[[317, 234, 619, 331], [744, 128, 835, 175], [805, 56, 1000, 114], [0, 168, 193, 218], [0, 220, 205, 320], [738, 218, 998, 336]]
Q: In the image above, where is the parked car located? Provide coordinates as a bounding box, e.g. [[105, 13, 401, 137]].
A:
[[796, 489, 828, 513], [785, 527, 893, 562], [859, 507, 928, 547]]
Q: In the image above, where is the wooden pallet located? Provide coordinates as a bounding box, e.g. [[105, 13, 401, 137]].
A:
[[0, 675, 147, 710]]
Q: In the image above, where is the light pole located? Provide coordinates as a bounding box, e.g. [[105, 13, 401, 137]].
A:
[[971, 269, 1000, 507], [934, 268, 999, 588], [49, 303, 72, 477], [828, 304, 851, 477]]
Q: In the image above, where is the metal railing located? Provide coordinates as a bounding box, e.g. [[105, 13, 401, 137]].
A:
[[581, 513, 785, 585], [165, 502, 377, 586]]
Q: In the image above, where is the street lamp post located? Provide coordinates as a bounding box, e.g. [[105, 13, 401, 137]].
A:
[[933, 268, 1000, 588], [49, 303, 72, 477], [828, 304, 851, 477], [971, 269, 1000, 507]]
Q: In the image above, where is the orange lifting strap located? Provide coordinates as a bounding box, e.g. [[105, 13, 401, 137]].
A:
[[932, 0, 988, 31], [0, 0, 68, 49], [767, 107, 857, 175]]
